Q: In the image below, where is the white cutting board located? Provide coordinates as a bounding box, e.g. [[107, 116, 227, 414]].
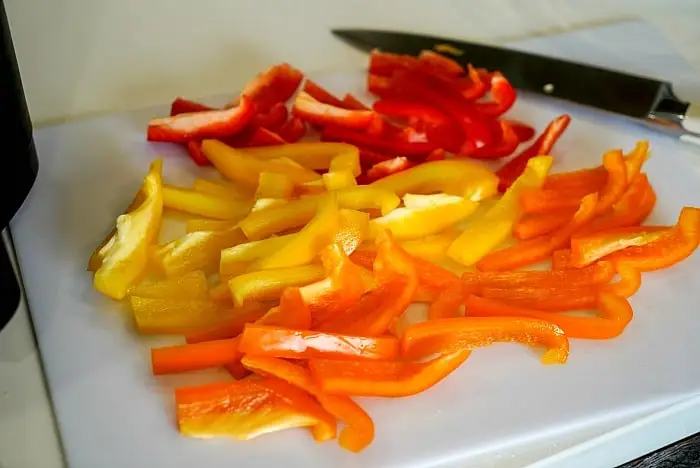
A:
[[10, 21, 700, 468]]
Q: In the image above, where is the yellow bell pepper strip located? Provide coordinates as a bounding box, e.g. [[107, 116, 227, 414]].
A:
[[228, 264, 326, 306], [185, 300, 269, 343], [370, 159, 499, 201], [175, 377, 337, 442], [322, 150, 361, 191], [331, 209, 370, 256], [240, 356, 375, 453], [249, 196, 342, 271], [131, 296, 235, 335], [201, 139, 321, 189], [237, 143, 360, 173], [152, 227, 246, 277], [447, 156, 552, 266], [93, 160, 164, 299], [399, 229, 460, 262], [162, 185, 253, 220], [191, 178, 251, 200], [369, 195, 478, 240], [254, 172, 294, 200], [401, 316, 569, 364], [220, 234, 295, 277], [251, 198, 287, 212], [129, 270, 209, 299], [238, 187, 399, 240], [185, 218, 238, 233]]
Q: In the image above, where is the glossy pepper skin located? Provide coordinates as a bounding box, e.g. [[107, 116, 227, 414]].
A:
[[240, 63, 303, 113], [569, 226, 668, 268], [93, 160, 164, 299], [292, 91, 378, 130]]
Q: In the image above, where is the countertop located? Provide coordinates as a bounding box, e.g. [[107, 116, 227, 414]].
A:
[[1, 1, 699, 467]]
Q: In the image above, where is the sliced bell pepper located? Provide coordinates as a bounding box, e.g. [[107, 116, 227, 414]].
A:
[[364, 157, 415, 182], [186, 218, 238, 233], [308, 350, 470, 397], [520, 188, 595, 215], [463, 120, 519, 160], [368, 50, 420, 76], [400, 229, 460, 262], [606, 206, 700, 272], [464, 293, 633, 340], [241, 356, 374, 452], [447, 156, 552, 266], [147, 97, 256, 143], [342, 93, 369, 111], [373, 99, 453, 129], [240, 63, 304, 113], [250, 102, 289, 131], [592, 149, 628, 215], [476, 193, 598, 271], [170, 97, 213, 116], [569, 226, 668, 268], [246, 127, 286, 146], [163, 185, 252, 220], [175, 377, 336, 441], [192, 178, 251, 200], [292, 91, 378, 130], [239, 324, 400, 361], [370, 194, 478, 240], [370, 159, 499, 201], [462, 260, 615, 289], [129, 270, 209, 299], [551, 249, 572, 270], [152, 227, 246, 277], [322, 125, 439, 158], [93, 160, 164, 299], [201, 139, 321, 188], [228, 264, 326, 306], [473, 73, 516, 117], [513, 210, 576, 240], [302, 80, 346, 107], [237, 142, 361, 176], [317, 232, 417, 336], [322, 151, 361, 191], [428, 283, 467, 320], [220, 234, 295, 277], [418, 50, 464, 76], [185, 140, 211, 166], [479, 285, 598, 311], [496, 114, 571, 192], [132, 296, 234, 335], [152, 337, 241, 375], [367, 73, 393, 97], [601, 264, 642, 298], [504, 119, 536, 142], [185, 300, 270, 343], [253, 287, 313, 330], [542, 166, 608, 193], [425, 148, 446, 161], [277, 116, 307, 142], [401, 316, 569, 363], [254, 172, 294, 200]]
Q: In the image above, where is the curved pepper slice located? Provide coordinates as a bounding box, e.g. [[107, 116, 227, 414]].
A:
[[447, 156, 552, 267], [302, 80, 346, 107], [365, 157, 415, 183], [130, 270, 209, 299], [93, 160, 164, 299], [322, 151, 360, 191], [147, 97, 256, 143], [476, 193, 598, 271], [462, 260, 615, 289], [240, 63, 304, 113], [308, 350, 470, 397], [250, 102, 289, 131], [228, 264, 326, 307], [464, 293, 633, 340], [480, 285, 598, 311], [370, 159, 499, 201], [592, 149, 628, 215], [401, 316, 569, 363], [607, 206, 700, 272], [601, 264, 642, 298], [239, 324, 400, 361], [254, 172, 295, 200], [241, 356, 374, 452], [318, 232, 418, 336], [292, 91, 377, 130], [463, 120, 520, 160], [428, 283, 468, 320], [163, 185, 252, 220], [418, 50, 464, 77], [175, 377, 336, 442], [170, 97, 213, 116], [253, 287, 313, 330], [186, 218, 238, 233], [277, 116, 307, 142], [400, 229, 460, 262], [473, 73, 516, 117], [569, 226, 668, 268]]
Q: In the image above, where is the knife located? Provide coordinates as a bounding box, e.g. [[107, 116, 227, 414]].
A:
[[332, 29, 700, 146]]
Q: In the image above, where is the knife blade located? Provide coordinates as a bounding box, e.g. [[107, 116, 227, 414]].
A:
[[332, 29, 700, 146]]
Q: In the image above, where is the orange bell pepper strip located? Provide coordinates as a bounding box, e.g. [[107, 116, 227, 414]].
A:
[[255, 287, 313, 330], [447, 156, 553, 267], [551, 249, 572, 270], [186, 218, 238, 233], [543, 166, 608, 193], [308, 350, 470, 397], [514, 210, 576, 240], [601, 264, 642, 297], [476, 193, 598, 271], [152, 337, 241, 375], [238, 186, 399, 239], [131, 296, 236, 335], [201, 139, 321, 189], [569, 226, 669, 268], [185, 300, 270, 343], [370, 159, 499, 201], [606, 206, 700, 272], [462, 260, 615, 289], [464, 293, 633, 340], [520, 188, 595, 215], [254, 172, 295, 200], [480, 285, 598, 311], [292, 91, 378, 130], [228, 264, 326, 306], [191, 177, 251, 200], [93, 160, 164, 299], [151, 227, 246, 277], [162, 185, 252, 220], [239, 324, 400, 361], [317, 232, 418, 336], [592, 149, 628, 215], [241, 356, 374, 452], [249, 196, 342, 271], [370, 194, 478, 240], [175, 377, 336, 442], [401, 316, 569, 363], [428, 283, 468, 320], [129, 270, 209, 299]]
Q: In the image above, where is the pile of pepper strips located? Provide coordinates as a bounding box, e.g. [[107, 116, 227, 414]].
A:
[[88, 52, 700, 454]]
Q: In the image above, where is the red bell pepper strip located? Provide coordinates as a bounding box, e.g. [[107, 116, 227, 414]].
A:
[[464, 293, 633, 340], [277, 116, 307, 143], [147, 96, 257, 143], [239, 324, 400, 361], [401, 316, 569, 363], [367, 74, 394, 97], [368, 50, 420, 76], [186, 140, 211, 166], [473, 73, 516, 117], [303, 80, 346, 108], [241, 356, 375, 452], [373, 99, 452, 128], [293, 91, 378, 130], [504, 119, 536, 142], [462, 260, 615, 289], [246, 127, 286, 146], [365, 157, 415, 182], [250, 102, 288, 131], [569, 226, 668, 268], [459, 65, 490, 100], [496, 114, 571, 192], [241, 63, 303, 113], [357, 148, 395, 167], [322, 125, 438, 158], [342, 93, 369, 111], [170, 97, 214, 116], [425, 148, 446, 161], [418, 50, 464, 77], [477, 193, 598, 271], [308, 350, 470, 397], [463, 120, 519, 160]]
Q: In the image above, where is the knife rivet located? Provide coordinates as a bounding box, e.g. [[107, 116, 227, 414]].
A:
[[543, 83, 554, 94]]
